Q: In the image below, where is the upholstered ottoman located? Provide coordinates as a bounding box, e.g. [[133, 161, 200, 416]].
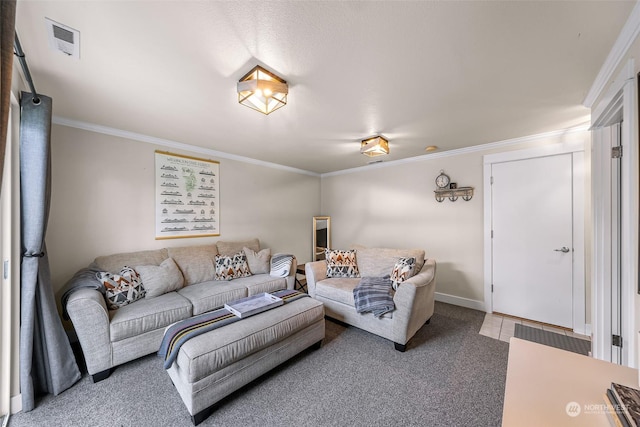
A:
[[166, 295, 325, 425]]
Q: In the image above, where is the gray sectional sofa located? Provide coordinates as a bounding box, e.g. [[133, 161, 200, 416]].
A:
[[63, 238, 296, 382], [305, 246, 436, 351]]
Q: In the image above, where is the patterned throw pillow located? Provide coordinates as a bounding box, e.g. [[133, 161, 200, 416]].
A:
[[97, 266, 146, 310], [325, 249, 360, 278], [215, 252, 252, 280], [390, 257, 416, 290]]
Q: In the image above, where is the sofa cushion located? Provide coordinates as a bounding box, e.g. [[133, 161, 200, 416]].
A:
[[325, 249, 360, 278], [98, 266, 146, 310], [167, 245, 218, 286], [214, 252, 252, 280], [178, 280, 248, 315], [390, 257, 416, 290], [95, 248, 168, 273], [136, 258, 185, 298], [232, 274, 288, 296], [315, 278, 360, 306], [352, 246, 425, 277], [243, 247, 271, 274], [109, 292, 192, 342], [216, 238, 260, 256]]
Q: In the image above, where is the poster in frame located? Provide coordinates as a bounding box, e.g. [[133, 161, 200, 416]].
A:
[[155, 151, 220, 239]]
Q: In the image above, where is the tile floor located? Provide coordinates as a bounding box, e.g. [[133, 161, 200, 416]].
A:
[[480, 312, 591, 343]]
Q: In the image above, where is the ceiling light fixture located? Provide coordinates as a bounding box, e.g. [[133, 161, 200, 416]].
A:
[[360, 136, 389, 157], [237, 65, 288, 115]]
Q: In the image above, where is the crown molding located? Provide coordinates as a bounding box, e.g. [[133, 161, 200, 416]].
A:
[[52, 116, 588, 179], [51, 116, 320, 177], [321, 125, 590, 178], [583, 0, 640, 108]]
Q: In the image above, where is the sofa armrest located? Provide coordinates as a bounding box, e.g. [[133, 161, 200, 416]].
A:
[[391, 259, 437, 345], [285, 256, 298, 290], [66, 288, 112, 375], [305, 261, 327, 298]]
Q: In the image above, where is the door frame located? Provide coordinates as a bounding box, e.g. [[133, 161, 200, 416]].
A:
[[1, 91, 21, 417], [483, 139, 587, 333], [590, 59, 639, 366]]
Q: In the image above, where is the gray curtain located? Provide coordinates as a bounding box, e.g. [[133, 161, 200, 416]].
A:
[[19, 92, 80, 411]]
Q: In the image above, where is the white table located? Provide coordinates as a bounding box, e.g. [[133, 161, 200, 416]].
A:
[[502, 337, 638, 426]]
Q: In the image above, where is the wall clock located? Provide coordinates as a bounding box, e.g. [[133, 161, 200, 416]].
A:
[[435, 170, 450, 189]]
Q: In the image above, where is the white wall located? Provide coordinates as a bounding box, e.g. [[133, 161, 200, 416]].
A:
[[321, 130, 590, 309], [47, 124, 321, 303]]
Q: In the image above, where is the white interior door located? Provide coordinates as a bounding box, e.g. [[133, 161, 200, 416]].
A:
[[492, 153, 574, 328]]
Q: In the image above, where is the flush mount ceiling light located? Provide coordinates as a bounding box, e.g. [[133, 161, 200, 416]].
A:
[[237, 65, 288, 115], [360, 136, 389, 157]]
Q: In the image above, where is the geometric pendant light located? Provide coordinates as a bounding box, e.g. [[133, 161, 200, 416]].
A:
[[360, 135, 389, 157], [237, 65, 288, 115]]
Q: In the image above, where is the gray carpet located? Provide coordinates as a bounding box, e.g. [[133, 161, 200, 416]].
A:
[[514, 323, 591, 356], [7, 302, 509, 427]]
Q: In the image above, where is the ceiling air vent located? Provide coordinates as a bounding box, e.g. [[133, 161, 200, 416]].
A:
[[45, 18, 80, 59]]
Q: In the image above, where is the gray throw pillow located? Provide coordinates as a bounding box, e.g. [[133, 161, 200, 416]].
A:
[[243, 247, 271, 274], [166, 245, 217, 286], [136, 258, 184, 298], [217, 238, 260, 256]]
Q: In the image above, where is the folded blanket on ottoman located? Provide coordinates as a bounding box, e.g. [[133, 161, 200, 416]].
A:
[[353, 275, 395, 318]]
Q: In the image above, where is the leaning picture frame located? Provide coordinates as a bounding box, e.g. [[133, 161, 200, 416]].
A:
[[155, 151, 220, 239]]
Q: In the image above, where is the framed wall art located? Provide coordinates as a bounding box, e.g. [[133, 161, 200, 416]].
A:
[[155, 151, 220, 239]]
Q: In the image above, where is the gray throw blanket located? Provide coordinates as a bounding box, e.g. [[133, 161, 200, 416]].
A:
[[353, 275, 395, 318], [60, 263, 105, 320]]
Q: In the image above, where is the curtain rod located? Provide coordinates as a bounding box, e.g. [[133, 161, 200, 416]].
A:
[[13, 33, 40, 104]]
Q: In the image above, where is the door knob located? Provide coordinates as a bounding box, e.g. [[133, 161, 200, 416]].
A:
[[554, 247, 570, 253]]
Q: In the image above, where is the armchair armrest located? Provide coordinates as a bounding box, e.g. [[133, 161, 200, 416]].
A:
[[392, 259, 437, 345], [305, 260, 327, 298], [402, 258, 436, 288], [66, 288, 112, 375]]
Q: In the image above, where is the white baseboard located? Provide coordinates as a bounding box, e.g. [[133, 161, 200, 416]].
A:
[[435, 292, 486, 312], [10, 394, 21, 414], [573, 323, 592, 339]]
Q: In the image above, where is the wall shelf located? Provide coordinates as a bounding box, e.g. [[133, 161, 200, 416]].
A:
[[434, 186, 474, 202]]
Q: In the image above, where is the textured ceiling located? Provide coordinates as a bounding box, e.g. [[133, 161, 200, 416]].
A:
[[15, 1, 636, 174]]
